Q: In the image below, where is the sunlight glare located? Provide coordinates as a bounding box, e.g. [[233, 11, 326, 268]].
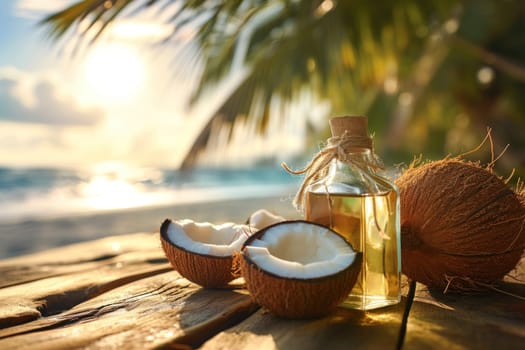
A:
[[79, 162, 167, 211], [81, 176, 146, 210], [477, 66, 494, 85], [82, 43, 145, 103]]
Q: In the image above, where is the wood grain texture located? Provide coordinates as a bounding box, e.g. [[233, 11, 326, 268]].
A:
[[404, 257, 525, 350], [0, 272, 257, 350], [201, 302, 406, 350], [0, 233, 523, 350], [0, 233, 171, 328], [0, 233, 163, 288], [201, 259, 525, 350]]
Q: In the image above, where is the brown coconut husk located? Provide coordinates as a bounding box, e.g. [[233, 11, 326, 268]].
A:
[[160, 219, 240, 288], [517, 179, 525, 206], [396, 133, 525, 293], [241, 251, 362, 319]]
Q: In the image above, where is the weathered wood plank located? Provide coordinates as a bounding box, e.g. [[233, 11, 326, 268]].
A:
[[0, 233, 171, 328], [404, 285, 525, 349], [0, 272, 257, 350], [404, 258, 525, 350], [0, 261, 171, 328], [201, 259, 525, 350], [200, 300, 407, 350], [0, 232, 162, 288], [1, 233, 523, 350]]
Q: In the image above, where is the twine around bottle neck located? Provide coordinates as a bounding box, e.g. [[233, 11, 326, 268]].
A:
[[282, 131, 384, 211]]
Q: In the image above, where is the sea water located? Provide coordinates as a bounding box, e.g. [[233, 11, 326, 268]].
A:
[[0, 164, 299, 258], [0, 165, 298, 222]]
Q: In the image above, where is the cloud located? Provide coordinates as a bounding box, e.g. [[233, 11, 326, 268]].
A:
[[0, 69, 104, 126]]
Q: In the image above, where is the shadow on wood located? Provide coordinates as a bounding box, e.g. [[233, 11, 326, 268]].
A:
[[200, 299, 407, 350], [404, 279, 525, 350]]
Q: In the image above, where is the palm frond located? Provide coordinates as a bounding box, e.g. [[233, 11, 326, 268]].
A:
[[39, 0, 107, 40], [42, 0, 525, 170]]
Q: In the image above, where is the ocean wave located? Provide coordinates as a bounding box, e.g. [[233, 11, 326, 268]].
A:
[[0, 165, 300, 223]]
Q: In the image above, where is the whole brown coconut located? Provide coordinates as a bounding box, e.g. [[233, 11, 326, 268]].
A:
[[396, 159, 525, 292]]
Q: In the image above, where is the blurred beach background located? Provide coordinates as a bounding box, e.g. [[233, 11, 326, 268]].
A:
[[0, 165, 301, 259], [1, 1, 525, 259]]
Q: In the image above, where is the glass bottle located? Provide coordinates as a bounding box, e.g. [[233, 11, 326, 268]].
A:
[[304, 116, 401, 310]]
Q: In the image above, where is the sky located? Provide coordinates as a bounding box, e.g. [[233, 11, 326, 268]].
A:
[[0, 1, 192, 168], [0, 0, 312, 170]]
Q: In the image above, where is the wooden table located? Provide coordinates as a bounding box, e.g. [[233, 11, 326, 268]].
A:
[[0, 232, 523, 349]]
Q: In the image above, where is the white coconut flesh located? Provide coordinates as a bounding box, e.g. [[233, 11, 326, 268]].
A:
[[249, 209, 285, 230], [244, 222, 356, 279], [166, 219, 252, 257]]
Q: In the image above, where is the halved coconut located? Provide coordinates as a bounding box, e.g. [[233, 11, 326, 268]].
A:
[[160, 218, 253, 288], [241, 220, 362, 319]]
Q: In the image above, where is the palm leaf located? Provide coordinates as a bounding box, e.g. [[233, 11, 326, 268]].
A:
[[177, 1, 459, 166], [40, 0, 525, 173]]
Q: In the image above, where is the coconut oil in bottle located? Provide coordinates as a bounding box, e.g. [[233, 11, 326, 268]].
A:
[[304, 116, 401, 310]]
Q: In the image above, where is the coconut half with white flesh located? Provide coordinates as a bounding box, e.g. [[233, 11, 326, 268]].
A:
[[160, 218, 252, 287], [241, 220, 362, 319]]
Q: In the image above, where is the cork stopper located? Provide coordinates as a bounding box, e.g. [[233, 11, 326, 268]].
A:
[[329, 116, 372, 149]]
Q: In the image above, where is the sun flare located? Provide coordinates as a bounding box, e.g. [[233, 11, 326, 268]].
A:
[[82, 43, 145, 103], [78, 162, 173, 211]]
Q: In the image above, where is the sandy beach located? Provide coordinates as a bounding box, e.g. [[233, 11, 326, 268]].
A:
[[0, 195, 300, 260]]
